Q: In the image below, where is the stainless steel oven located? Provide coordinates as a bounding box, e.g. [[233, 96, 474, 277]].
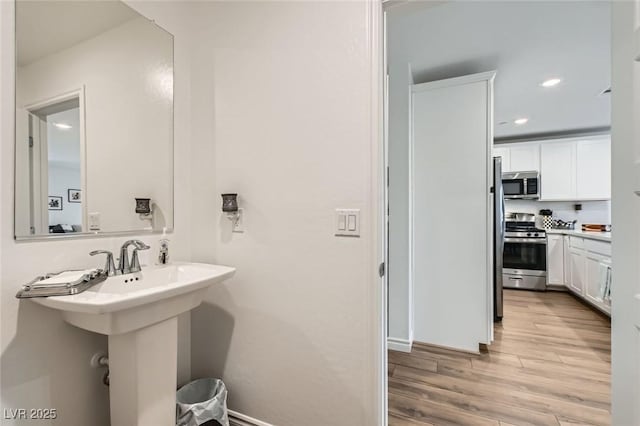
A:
[[503, 220, 547, 291], [502, 171, 540, 200]]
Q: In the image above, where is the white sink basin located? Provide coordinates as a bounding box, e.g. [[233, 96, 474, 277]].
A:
[[33, 262, 235, 334], [31, 261, 235, 426]]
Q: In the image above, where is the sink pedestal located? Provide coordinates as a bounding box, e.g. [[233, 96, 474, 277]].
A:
[[31, 262, 236, 425], [109, 317, 178, 426]]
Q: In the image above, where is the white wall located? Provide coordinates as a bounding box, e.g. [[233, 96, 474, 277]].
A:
[[48, 164, 82, 227], [17, 16, 173, 234], [1, 2, 193, 424], [186, 2, 381, 425], [411, 75, 492, 352]]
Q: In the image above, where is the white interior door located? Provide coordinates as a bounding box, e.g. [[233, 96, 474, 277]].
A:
[[411, 72, 494, 353], [611, 2, 640, 424]]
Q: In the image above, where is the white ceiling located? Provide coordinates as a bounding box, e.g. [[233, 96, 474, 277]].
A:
[[16, 0, 140, 66], [388, 1, 611, 139]]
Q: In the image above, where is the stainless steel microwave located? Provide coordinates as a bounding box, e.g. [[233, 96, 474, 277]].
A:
[[502, 171, 540, 199]]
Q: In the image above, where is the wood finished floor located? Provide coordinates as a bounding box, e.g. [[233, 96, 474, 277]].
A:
[[388, 289, 611, 426]]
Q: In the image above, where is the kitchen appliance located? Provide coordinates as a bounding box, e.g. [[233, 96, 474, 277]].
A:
[[502, 171, 540, 199], [503, 213, 547, 291], [492, 157, 505, 321]]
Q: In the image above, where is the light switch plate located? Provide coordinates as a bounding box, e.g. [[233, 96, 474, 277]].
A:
[[335, 209, 360, 237]]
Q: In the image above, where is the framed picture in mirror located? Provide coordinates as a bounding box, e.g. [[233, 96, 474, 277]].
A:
[[48, 196, 62, 211], [68, 189, 81, 203]]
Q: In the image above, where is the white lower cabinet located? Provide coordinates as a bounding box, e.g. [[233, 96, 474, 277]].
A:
[[584, 254, 612, 314], [569, 248, 586, 295], [563, 236, 571, 286], [546, 233, 611, 316], [546, 234, 564, 285]]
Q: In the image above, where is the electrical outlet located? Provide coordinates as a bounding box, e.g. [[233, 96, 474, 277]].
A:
[[232, 208, 244, 233], [88, 212, 101, 231]]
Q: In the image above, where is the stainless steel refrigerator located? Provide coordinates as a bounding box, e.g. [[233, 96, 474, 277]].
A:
[[493, 157, 505, 321]]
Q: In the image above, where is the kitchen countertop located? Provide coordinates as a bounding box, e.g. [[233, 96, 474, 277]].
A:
[[546, 228, 612, 242]]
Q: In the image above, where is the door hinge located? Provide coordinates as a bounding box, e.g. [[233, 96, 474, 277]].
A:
[[28, 136, 33, 148], [379, 262, 385, 278]]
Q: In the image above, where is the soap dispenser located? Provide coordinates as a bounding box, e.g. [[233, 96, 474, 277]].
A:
[[158, 227, 170, 265]]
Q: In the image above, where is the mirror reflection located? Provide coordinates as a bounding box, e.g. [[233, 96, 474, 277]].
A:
[[15, 0, 174, 239]]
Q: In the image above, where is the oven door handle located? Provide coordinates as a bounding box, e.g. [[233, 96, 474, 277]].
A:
[[504, 238, 547, 244]]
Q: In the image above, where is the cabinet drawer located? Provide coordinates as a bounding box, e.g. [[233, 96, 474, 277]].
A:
[[569, 236, 585, 250], [585, 239, 611, 257]]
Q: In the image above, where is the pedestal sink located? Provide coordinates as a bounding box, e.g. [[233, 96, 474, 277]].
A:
[[32, 262, 235, 426]]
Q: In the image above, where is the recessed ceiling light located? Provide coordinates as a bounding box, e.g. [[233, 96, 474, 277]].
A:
[[540, 78, 562, 88], [514, 118, 529, 125], [53, 122, 72, 130]]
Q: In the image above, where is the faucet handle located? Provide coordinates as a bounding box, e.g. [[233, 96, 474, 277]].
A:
[[130, 243, 150, 273], [90, 250, 117, 276], [133, 240, 150, 250]]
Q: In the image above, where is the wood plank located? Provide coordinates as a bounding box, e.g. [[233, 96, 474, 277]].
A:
[[388, 392, 500, 426], [393, 364, 610, 422], [389, 377, 559, 426], [388, 412, 434, 425], [389, 351, 437, 373], [388, 289, 610, 425]]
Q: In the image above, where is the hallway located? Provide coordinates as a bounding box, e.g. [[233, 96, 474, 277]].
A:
[[388, 290, 611, 425]]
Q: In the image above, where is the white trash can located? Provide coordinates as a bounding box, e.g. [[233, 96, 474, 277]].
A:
[[176, 378, 229, 426]]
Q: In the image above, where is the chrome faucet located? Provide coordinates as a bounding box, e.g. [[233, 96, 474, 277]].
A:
[[130, 241, 150, 273], [118, 240, 150, 274], [90, 250, 117, 276]]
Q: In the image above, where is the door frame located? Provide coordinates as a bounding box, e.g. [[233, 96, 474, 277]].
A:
[[20, 87, 87, 236], [611, 2, 640, 424]]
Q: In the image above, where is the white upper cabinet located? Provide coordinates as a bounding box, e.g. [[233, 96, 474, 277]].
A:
[[509, 143, 540, 171], [540, 141, 576, 200], [576, 138, 611, 200], [492, 146, 511, 172], [494, 135, 610, 201]]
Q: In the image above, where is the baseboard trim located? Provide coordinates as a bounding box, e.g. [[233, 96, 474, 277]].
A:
[[387, 337, 412, 353], [229, 409, 275, 426], [412, 340, 480, 355]]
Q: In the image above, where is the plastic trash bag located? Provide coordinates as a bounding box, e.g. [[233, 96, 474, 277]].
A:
[[176, 378, 229, 426]]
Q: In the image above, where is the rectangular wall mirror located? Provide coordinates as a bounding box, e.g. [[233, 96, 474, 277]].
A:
[[14, 0, 174, 239]]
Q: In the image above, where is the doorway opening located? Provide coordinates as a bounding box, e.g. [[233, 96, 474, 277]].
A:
[[16, 90, 86, 236], [382, 2, 612, 424]]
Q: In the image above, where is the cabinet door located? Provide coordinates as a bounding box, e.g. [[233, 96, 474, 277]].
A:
[[540, 141, 576, 200], [569, 248, 586, 295], [576, 138, 611, 200], [585, 253, 611, 307], [563, 236, 571, 286], [493, 146, 511, 172], [509, 143, 540, 171], [546, 234, 564, 285]]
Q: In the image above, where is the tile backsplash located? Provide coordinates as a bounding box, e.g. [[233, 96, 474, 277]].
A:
[[505, 199, 611, 227]]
